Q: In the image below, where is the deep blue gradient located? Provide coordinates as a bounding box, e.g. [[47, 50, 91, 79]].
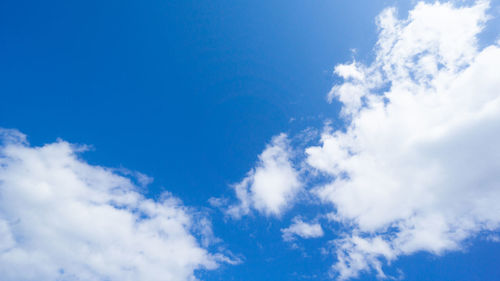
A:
[[1, 0, 499, 280]]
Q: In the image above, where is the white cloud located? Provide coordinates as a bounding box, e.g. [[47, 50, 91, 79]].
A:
[[305, 1, 500, 279], [281, 218, 324, 242], [0, 129, 231, 281], [224, 134, 302, 218]]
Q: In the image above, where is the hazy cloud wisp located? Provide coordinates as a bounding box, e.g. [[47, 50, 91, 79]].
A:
[[223, 134, 302, 218]]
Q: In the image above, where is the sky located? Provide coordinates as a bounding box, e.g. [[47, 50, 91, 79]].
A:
[[1, 0, 500, 280]]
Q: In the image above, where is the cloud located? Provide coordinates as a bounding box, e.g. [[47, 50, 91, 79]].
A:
[[0, 129, 230, 281], [223, 133, 302, 218], [305, 0, 500, 279], [281, 217, 324, 242]]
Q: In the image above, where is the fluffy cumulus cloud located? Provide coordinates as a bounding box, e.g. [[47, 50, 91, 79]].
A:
[[0, 129, 229, 281], [305, 0, 500, 279], [223, 134, 302, 218], [281, 217, 324, 242]]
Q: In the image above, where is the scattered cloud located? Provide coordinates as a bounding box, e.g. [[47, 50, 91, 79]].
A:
[[222, 133, 302, 218], [0, 129, 231, 281], [281, 217, 324, 242], [305, 0, 500, 279]]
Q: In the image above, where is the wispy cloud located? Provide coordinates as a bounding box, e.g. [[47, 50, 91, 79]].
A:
[[281, 217, 324, 242], [217, 133, 302, 218]]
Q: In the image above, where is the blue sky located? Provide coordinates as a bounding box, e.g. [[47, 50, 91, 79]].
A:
[[1, 0, 500, 280]]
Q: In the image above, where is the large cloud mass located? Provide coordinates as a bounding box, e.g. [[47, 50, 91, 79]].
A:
[[305, 1, 500, 279], [0, 129, 226, 281]]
